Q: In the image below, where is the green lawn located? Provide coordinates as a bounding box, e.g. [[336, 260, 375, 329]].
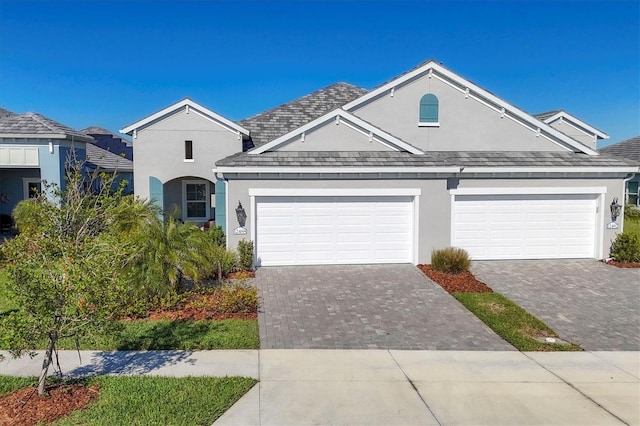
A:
[[454, 292, 582, 351], [0, 375, 257, 426], [55, 319, 260, 350], [624, 217, 640, 237]]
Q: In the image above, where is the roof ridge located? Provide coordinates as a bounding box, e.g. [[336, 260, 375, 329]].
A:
[[25, 112, 61, 133]]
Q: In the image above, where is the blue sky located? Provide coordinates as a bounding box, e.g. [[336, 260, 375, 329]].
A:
[[0, 0, 638, 147]]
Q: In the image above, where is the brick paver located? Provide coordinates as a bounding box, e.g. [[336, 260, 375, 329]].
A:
[[472, 260, 640, 351], [257, 264, 514, 350]]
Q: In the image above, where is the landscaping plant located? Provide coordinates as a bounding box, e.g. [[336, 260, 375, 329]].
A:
[[610, 232, 640, 262], [430, 247, 471, 274], [237, 239, 254, 271]]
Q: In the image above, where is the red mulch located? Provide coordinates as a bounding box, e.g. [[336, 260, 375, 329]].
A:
[[604, 259, 640, 268], [144, 290, 257, 321], [417, 264, 493, 294], [227, 270, 256, 279], [0, 383, 100, 426]]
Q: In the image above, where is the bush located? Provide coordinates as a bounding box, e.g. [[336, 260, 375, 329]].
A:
[[431, 247, 471, 274], [217, 283, 259, 313], [611, 232, 640, 262], [625, 204, 640, 221], [207, 225, 226, 247], [237, 240, 254, 271], [209, 245, 236, 278]]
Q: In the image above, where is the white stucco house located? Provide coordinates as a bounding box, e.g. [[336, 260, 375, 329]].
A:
[[121, 60, 639, 266]]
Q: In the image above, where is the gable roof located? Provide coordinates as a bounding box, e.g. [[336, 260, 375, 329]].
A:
[[534, 110, 609, 140], [250, 108, 424, 155], [86, 143, 133, 172], [120, 98, 250, 137], [0, 112, 94, 142], [342, 59, 600, 156], [598, 136, 640, 163], [0, 107, 16, 119], [239, 82, 368, 147]]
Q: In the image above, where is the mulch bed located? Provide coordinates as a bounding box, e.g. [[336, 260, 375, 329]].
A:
[[144, 290, 258, 321], [0, 383, 100, 426], [417, 264, 493, 294], [603, 259, 640, 268]]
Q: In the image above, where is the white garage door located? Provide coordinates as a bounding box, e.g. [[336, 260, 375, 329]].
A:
[[256, 196, 414, 266], [452, 194, 597, 260]]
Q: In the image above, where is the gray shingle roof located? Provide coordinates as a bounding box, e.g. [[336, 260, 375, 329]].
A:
[[598, 136, 640, 163], [81, 126, 118, 136], [0, 112, 93, 142], [0, 107, 16, 118], [239, 82, 368, 147], [86, 143, 133, 172], [216, 151, 638, 169]]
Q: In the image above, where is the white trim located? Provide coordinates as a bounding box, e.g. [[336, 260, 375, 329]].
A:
[[596, 193, 605, 259], [216, 166, 459, 174], [450, 187, 607, 196], [181, 179, 210, 222], [249, 188, 421, 197], [250, 194, 256, 263], [342, 60, 599, 156], [183, 159, 195, 163], [120, 98, 250, 136], [224, 180, 229, 250], [413, 194, 420, 265], [249, 109, 424, 155], [541, 111, 609, 140], [417, 122, 440, 127], [459, 166, 636, 174]]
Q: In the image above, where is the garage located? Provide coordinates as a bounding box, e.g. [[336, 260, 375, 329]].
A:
[[452, 192, 599, 260], [255, 196, 414, 266]]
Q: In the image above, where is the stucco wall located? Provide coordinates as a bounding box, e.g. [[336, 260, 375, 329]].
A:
[[224, 176, 624, 263], [278, 119, 393, 151], [350, 75, 569, 153], [133, 108, 243, 200], [547, 119, 597, 150]]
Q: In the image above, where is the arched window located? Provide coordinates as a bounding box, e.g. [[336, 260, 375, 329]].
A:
[[419, 94, 439, 125]]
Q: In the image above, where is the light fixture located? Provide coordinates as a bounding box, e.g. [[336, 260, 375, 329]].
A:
[[610, 197, 622, 222], [235, 202, 247, 228]]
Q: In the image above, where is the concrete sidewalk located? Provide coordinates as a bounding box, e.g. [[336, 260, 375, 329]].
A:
[[1, 350, 638, 425]]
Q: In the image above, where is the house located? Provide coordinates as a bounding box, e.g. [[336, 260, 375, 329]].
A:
[[598, 136, 640, 206], [122, 60, 638, 265], [0, 109, 92, 223], [81, 126, 134, 194]]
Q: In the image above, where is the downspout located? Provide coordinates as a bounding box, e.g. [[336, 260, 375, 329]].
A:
[[620, 173, 636, 233]]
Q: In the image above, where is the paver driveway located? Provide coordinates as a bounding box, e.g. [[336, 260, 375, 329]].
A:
[[256, 264, 513, 350], [472, 260, 640, 351]]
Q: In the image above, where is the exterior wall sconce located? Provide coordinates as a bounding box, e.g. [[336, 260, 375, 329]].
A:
[[610, 197, 622, 222], [233, 202, 248, 235]]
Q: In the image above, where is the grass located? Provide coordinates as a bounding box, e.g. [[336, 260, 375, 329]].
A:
[[0, 375, 257, 425], [0, 375, 35, 395], [454, 292, 582, 351], [1, 319, 260, 351], [624, 217, 640, 238]]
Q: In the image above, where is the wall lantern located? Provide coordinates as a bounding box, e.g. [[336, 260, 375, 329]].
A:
[[610, 197, 622, 222], [235, 202, 247, 228]]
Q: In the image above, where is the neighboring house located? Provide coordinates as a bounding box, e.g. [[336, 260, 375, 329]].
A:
[[598, 136, 640, 206], [81, 126, 134, 194], [0, 109, 92, 220], [124, 59, 639, 265]]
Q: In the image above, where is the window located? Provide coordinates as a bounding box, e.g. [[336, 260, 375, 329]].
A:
[[182, 180, 209, 221], [184, 140, 193, 161], [419, 93, 439, 126], [23, 178, 41, 199], [627, 181, 639, 206]]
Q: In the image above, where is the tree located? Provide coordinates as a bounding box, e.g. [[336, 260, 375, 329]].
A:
[[0, 162, 156, 395]]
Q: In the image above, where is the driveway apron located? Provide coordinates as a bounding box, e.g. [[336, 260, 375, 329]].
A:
[[472, 260, 640, 351], [256, 264, 513, 350]]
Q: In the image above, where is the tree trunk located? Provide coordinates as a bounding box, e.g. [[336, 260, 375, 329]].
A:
[[38, 332, 57, 395]]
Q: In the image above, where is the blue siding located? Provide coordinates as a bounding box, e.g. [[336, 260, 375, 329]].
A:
[[215, 180, 226, 234]]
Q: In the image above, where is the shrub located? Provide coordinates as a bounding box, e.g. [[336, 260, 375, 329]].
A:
[[431, 247, 471, 274], [625, 204, 640, 221], [217, 283, 259, 313], [209, 245, 236, 278], [611, 232, 640, 262], [207, 225, 226, 247], [237, 239, 254, 271]]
